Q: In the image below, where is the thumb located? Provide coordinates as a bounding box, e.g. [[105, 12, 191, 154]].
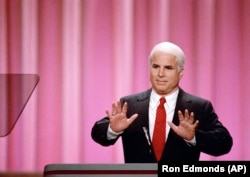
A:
[[127, 114, 138, 125], [168, 121, 177, 130]]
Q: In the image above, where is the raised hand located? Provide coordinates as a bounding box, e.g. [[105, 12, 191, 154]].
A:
[[168, 109, 199, 141], [105, 101, 138, 133]]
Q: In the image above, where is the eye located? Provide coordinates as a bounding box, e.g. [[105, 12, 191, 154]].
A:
[[165, 65, 174, 70], [151, 64, 159, 68]]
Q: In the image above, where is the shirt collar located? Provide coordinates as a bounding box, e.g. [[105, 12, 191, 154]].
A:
[[150, 88, 179, 108]]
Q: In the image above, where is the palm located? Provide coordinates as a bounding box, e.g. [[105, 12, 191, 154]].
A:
[[168, 109, 199, 141], [106, 101, 138, 133]]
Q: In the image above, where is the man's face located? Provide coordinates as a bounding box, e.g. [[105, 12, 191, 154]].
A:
[[150, 51, 183, 96]]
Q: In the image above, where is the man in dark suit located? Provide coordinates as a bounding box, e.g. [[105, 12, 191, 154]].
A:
[[91, 42, 233, 162]]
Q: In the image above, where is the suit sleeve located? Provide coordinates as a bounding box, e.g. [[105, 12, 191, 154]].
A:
[[91, 117, 119, 146], [195, 101, 233, 156]]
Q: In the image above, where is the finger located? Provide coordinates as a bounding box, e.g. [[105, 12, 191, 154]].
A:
[[105, 110, 111, 117], [116, 101, 122, 113], [184, 109, 190, 120], [111, 101, 116, 115], [193, 120, 199, 127], [190, 120, 199, 132], [121, 102, 128, 114], [189, 112, 195, 123], [178, 110, 184, 121]]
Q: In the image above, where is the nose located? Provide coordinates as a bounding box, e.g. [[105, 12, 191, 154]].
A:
[[158, 68, 165, 77]]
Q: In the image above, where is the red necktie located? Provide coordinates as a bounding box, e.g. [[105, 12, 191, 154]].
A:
[[152, 97, 166, 161]]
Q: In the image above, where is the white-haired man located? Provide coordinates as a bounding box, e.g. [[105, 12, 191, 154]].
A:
[[91, 42, 233, 162]]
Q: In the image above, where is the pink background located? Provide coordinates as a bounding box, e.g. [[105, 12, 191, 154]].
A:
[[0, 0, 250, 172]]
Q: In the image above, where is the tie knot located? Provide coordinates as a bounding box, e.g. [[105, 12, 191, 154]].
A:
[[159, 97, 166, 105]]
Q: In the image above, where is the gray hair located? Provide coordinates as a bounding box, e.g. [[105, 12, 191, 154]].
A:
[[149, 42, 185, 71]]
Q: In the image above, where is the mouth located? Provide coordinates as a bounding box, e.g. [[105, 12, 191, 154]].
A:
[[156, 80, 167, 84]]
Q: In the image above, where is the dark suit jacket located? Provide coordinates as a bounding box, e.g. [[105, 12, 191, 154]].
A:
[[91, 88, 233, 162]]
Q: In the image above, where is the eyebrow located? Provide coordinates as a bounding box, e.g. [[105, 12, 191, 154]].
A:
[[151, 63, 174, 68]]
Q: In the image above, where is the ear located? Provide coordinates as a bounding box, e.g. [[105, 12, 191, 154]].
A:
[[179, 69, 184, 79]]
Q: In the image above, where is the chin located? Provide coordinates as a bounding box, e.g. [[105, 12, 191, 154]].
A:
[[155, 89, 167, 95]]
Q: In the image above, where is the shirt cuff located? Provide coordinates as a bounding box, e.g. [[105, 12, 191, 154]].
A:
[[184, 136, 196, 146], [107, 124, 123, 140]]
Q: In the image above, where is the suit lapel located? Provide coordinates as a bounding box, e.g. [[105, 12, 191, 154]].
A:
[[133, 89, 151, 128], [172, 88, 192, 126]]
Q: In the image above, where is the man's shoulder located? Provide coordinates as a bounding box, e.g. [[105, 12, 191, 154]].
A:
[[179, 88, 211, 104], [121, 88, 152, 101]]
